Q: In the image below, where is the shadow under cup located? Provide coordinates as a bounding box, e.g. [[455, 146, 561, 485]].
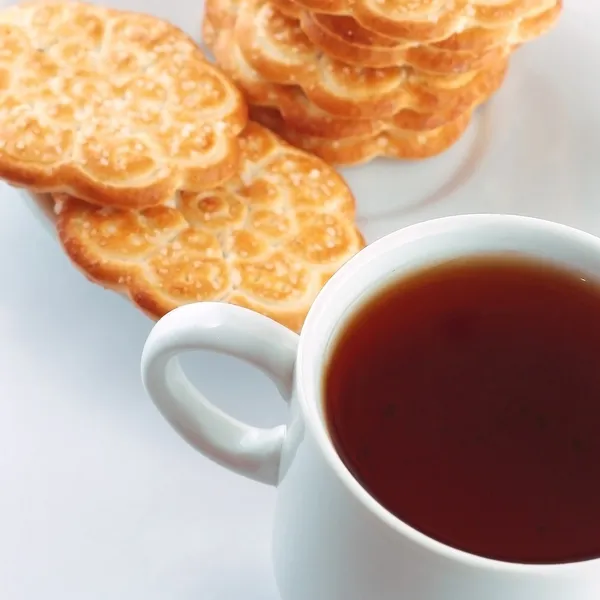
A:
[[311, 216, 600, 566]]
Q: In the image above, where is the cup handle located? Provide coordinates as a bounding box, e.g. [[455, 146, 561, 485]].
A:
[[141, 303, 299, 486]]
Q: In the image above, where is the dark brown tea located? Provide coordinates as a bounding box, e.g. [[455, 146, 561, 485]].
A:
[[325, 255, 600, 564]]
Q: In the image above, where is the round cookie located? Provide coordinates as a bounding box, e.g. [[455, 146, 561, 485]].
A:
[[204, 0, 509, 124], [205, 13, 507, 139], [276, 0, 559, 44], [55, 122, 365, 332], [250, 105, 472, 165], [0, 1, 247, 209]]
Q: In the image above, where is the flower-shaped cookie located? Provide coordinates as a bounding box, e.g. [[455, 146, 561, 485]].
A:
[[56, 123, 365, 332], [281, 0, 559, 44], [0, 1, 247, 208]]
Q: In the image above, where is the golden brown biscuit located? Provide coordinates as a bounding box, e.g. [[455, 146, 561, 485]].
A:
[[203, 0, 508, 122], [206, 14, 506, 140], [56, 122, 365, 332], [250, 106, 472, 165], [277, 0, 559, 44], [235, 0, 508, 100], [296, 0, 561, 68], [0, 1, 247, 209]]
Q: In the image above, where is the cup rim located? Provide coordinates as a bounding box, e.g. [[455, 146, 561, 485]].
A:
[[297, 213, 600, 573]]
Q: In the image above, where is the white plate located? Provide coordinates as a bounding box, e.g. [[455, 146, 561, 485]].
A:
[[1, 1, 598, 600]]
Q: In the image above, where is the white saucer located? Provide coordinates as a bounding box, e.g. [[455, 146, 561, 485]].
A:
[[16, 0, 597, 245]]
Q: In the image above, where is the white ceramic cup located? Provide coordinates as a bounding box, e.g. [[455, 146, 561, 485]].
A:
[[141, 215, 600, 600]]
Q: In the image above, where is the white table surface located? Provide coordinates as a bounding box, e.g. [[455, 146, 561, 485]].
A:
[[2, 0, 600, 598], [0, 186, 285, 599]]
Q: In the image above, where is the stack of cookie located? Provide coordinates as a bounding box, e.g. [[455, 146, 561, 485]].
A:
[[203, 0, 562, 165], [0, 1, 364, 331]]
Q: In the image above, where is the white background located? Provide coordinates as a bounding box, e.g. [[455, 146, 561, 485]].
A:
[[0, 188, 286, 599]]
